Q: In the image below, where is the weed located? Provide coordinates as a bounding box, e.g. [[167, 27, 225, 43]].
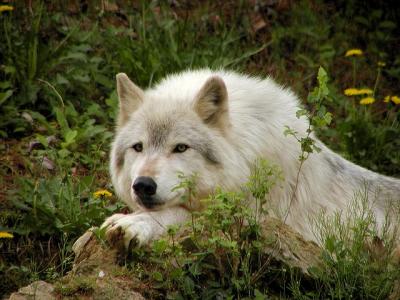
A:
[[55, 275, 96, 296], [125, 160, 279, 299], [309, 190, 400, 299]]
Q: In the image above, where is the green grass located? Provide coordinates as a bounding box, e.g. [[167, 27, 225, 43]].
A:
[[1, 0, 399, 298], [308, 189, 400, 299]]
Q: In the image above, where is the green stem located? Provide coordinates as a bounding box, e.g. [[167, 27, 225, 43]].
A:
[[28, 1, 44, 81], [141, 0, 146, 43], [373, 67, 381, 97], [3, 17, 12, 59]]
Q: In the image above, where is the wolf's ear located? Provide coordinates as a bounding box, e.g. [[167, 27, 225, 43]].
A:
[[116, 73, 144, 126], [194, 76, 229, 129]]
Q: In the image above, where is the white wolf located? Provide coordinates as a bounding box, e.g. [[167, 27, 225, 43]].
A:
[[102, 69, 400, 248]]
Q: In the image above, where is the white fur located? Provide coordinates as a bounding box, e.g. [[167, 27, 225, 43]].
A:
[[103, 69, 400, 246], [102, 207, 190, 247]]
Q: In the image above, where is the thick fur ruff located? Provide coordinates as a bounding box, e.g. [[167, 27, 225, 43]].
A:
[[103, 69, 400, 247]]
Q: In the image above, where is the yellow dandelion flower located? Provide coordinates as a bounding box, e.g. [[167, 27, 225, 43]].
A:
[[344, 88, 373, 96], [384, 95, 391, 103], [0, 231, 14, 238], [391, 96, 400, 105], [359, 97, 375, 105], [358, 88, 373, 95], [93, 189, 112, 198], [377, 61, 386, 67], [344, 88, 360, 96], [345, 49, 363, 57], [0, 5, 14, 13]]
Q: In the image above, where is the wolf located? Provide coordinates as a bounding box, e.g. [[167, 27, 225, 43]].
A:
[[101, 69, 400, 248]]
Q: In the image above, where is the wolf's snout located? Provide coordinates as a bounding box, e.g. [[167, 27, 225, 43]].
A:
[[133, 176, 157, 197]]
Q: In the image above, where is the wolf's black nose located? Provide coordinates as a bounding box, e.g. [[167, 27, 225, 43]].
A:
[[133, 176, 157, 196]]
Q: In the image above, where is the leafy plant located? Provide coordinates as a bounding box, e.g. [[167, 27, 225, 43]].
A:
[[129, 159, 278, 299], [8, 175, 121, 236]]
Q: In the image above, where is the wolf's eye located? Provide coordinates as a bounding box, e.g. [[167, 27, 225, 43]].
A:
[[132, 142, 143, 152], [173, 144, 189, 153]]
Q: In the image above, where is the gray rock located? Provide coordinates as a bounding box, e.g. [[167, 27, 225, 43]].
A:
[[9, 281, 55, 300]]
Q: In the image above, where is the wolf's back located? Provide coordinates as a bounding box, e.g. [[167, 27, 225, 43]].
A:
[[322, 145, 400, 205]]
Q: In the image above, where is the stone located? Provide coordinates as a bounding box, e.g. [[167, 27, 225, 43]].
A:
[[9, 281, 55, 300]]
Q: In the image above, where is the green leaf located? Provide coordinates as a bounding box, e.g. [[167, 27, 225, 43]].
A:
[[152, 271, 164, 282], [317, 66, 329, 98], [65, 129, 77, 144], [4, 65, 16, 74], [58, 148, 71, 158], [324, 112, 332, 125], [312, 144, 322, 153], [283, 125, 297, 137], [36, 134, 49, 148], [307, 87, 319, 103], [0, 81, 12, 89], [72, 74, 90, 83], [54, 107, 70, 133], [254, 289, 267, 300], [152, 239, 168, 254], [55, 74, 70, 85], [0, 90, 13, 105], [379, 20, 396, 29], [317, 66, 328, 86], [60, 52, 87, 62], [325, 235, 335, 253], [296, 109, 308, 119]]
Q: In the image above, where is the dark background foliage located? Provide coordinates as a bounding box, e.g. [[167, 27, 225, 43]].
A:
[[0, 0, 399, 297]]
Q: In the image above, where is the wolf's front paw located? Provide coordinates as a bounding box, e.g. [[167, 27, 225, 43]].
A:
[[101, 213, 156, 249]]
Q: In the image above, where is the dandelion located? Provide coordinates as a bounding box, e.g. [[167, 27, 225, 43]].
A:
[[0, 231, 14, 238], [384, 95, 400, 104], [391, 96, 400, 105], [344, 88, 359, 96], [93, 189, 113, 198], [359, 97, 375, 105], [377, 61, 386, 67], [0, 5, 14, 13], [358, 88, 373, 95], [345, 49, 363, 85], [344, 88, 373, 96], [345, 49, 363, 57]]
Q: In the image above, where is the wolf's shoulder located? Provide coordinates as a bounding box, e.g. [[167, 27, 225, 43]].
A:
[[149, 69, 295, 105], [153, 68, 273, 89]]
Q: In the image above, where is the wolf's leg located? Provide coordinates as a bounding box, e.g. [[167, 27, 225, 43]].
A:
[[101, 206, 190, 248]]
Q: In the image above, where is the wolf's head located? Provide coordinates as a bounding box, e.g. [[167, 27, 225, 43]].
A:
[[110, 72, 236, 211]]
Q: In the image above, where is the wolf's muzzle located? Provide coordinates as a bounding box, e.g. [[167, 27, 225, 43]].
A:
[[133, 176, 157, 196], [133, 176, 159, 208]]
